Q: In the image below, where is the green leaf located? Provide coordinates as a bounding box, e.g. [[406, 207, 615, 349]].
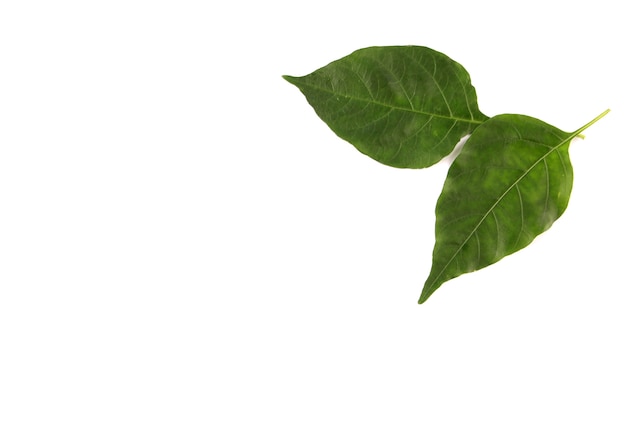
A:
[[419, 111, 609, 304], [284, 46, 489, 168]]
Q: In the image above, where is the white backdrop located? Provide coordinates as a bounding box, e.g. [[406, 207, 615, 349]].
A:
[[1, 1, 624, 428]]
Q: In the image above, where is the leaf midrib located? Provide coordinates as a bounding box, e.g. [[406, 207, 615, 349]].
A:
[[287, 77, 486, 125]]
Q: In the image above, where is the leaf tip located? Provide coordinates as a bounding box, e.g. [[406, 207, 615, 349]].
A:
[[417, 288, 432, 305], [282, 74, 298, 85]]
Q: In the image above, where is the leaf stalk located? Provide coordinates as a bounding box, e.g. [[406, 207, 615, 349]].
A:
[[574, 109, 610, 137]]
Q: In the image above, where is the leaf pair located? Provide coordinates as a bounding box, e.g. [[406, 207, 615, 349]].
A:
[[284, 46, 608, 304]]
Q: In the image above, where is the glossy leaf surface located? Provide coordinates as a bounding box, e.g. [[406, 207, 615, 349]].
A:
[[419, 113, 605, 303], [284, 46, 488, 168]]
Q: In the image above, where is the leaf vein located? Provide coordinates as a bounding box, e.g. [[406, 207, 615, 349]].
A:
[[295, 76, 484, 125]]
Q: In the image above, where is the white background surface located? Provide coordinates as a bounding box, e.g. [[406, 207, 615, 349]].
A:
[[1, 1, 624, 427]]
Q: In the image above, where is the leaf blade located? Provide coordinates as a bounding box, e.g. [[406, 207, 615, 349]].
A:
[[419, 114, 578, 303], [284, 46, 489, 168]]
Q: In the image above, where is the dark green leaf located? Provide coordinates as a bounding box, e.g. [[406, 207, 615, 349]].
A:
[[419, 111, 608, 303], [284, 46, 489, 168]]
